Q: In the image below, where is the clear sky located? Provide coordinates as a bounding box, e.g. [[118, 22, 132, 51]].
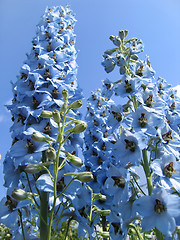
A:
[[0, 0, 180, 199]]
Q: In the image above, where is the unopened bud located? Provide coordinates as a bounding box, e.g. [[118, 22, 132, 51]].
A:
[[21, 164, 43, 174], [94, 193, 106, 201], [46, 147, 56, 161], [40, 110, 52, 118], [52, 110, 61, 123], [68, 100, 82, 109], [62, 89, 68, 100], [65, 152, 83, 167], [11, 189, 28, 201], [130, 54, 138, 60], [95, 209, 111, 216], [64, 171, 94, 182], [119, 30, 128, 40], [71, 121, 87, 133], [109, 35, 121, 46], [104, 48, 117, 55], [31, 132, 47, 142]]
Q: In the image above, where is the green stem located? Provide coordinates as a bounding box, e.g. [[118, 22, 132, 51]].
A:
[[155, 228, 165, 240], [18, 210, 25, 240], [142, 149, 153, 195], [40, 151, 49, 240], [63, 217, 73, 240], [101, 216, 106, 240]]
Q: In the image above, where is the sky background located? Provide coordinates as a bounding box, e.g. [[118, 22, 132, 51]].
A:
[[0, 0, 180, 199]]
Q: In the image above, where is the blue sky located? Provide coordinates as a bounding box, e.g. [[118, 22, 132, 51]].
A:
[[0, 0, 180, 198]]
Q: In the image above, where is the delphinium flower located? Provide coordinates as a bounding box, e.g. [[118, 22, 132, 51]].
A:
[[1, 5, 84, 239], [134, 185, 180, 238]]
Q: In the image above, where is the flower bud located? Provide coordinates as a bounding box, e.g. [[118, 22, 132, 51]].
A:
[[93, 193, 106, 201], [95, 209, 111, 216], [68, 100, 82, 109], [119, 30, 128, 40], [31, 132, 47, 142], [62, 89, 68, 100], [64, 171, 94, 182], [130, 54, 138, 60], [71, 121, 87, 133], [46, 147, 57, 160], [11, 189, 28, 201], [109, 35, 121, 46], [65, 152, 83, 167], [104, 48, 117, 55], [40, 110, 53, 118], [21, 164, 43, 174], [52, 110, 61, 123]]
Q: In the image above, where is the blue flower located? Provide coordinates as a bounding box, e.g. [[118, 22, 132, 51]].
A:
[[151, 153, 180, 192], [133, 185, 180, 237]]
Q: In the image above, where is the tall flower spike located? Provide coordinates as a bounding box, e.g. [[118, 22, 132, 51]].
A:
[[2, 5, 83, 238]]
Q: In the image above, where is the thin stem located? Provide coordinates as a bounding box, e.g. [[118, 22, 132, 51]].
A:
[[18, 210, 25, 240], [25, 172, 39, 208], [142, 149, 153, 195], [132, 175, 146, 196], [128, 224, 144, 240], [57, 178, 75, 198], [40, 151, 49, 240], [63, 217, 73, 240]]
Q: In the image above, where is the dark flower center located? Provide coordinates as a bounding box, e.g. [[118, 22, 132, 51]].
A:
[[163, 162, 176, 178], [112, 111, 122, 122], [145, 95, 154, 108], [136, 65, 144, 77], [57, 177, 65, 192], [25, 139, 36, 154], [138, 112, 148, 127], [5, 195, 18, 212], [154, 199, 166, 214], [162, 130, 173, 144], [124, 80, 133, 93], [112, 176, 126, 188], [43, 122, 52, 135], [112, 222, 122, 235], [124, 139, 136, 152]]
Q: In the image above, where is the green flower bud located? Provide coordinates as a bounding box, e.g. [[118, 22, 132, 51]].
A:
[[52, 110, 61, 123], [11, 189, 28, 201], [62, 89, 69, 100], [64, 171, 93, 182], [31, 132, 47, 142], [31, 131, 55, 143], [46, 147, 57, 161], [60, 103, 67, 112], [64, 151, 83, 167], [119, 30, 128, 40], [93, 193, 106, 201], [104, 48, 117, 55], [130, 54, 139, 60], [40, 110, 53, 118], [68, 100, 82, 109], [95, 209, 111, 216], [71, 121, 87, 133], [21, 164, 43, 174]]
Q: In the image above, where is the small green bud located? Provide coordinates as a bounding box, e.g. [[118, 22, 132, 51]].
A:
[[31, 132, 47, 142], [119, 30, 128, 40], [65, 152, 83, 167], [109, 35, 121, 46], [104, 48, 117, 55], [130, 54, 138, 60], [31, 131, 55, 143], [62, 89, 69, 100], [64, 171, 94, 182], [68, 100, 83, 109], [40, 110, 53, 118], [11, 189, 28, 201], [21, 164, 43, 174], [93, 193, 106, 201], [46, 147, 57, 160], [52, 110, 61, 123], [95, 209, 111, 216], [60, 103, 67, 112], [71, 121, 87, 133]]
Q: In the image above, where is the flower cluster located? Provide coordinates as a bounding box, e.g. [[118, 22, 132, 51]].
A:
[[1, 5, 84, 239], [84, 30, 180, 239]]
